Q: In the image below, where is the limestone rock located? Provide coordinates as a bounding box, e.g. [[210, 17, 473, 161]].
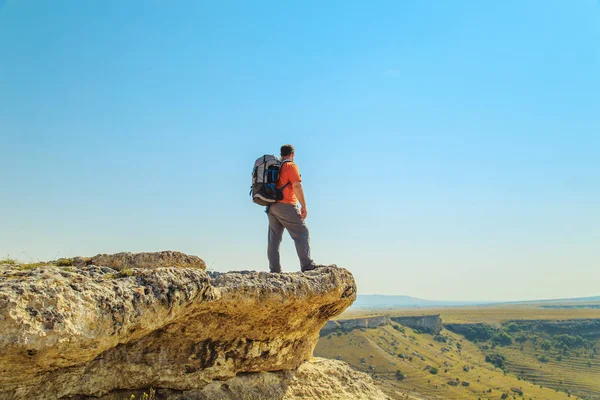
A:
[[66, 250, 207, 271], [391, 315, 442, 334], [91, 358, 390, 400], [321, 314, 443, 336], [283, 358, 390, 400], [321, 315, 390, 336], [0, 254, 358, 399]]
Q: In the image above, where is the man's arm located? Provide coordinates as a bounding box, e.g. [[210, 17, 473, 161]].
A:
[[292, 181, 308, 219]]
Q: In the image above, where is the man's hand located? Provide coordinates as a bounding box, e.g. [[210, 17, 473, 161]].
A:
[[300, 207, 308, 220], [292, 181, 308, 220]]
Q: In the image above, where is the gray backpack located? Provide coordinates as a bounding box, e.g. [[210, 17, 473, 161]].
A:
[[250, 155, 291, 206]]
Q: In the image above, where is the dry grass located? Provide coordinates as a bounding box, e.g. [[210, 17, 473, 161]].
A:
[[316, 324, 580, 399], [317, 305, 600, 399], [342, 305, 600, 325]]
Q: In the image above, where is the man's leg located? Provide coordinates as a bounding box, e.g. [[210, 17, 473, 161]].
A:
[[267, 207, 285, 273], [271, 203, 313, 271]]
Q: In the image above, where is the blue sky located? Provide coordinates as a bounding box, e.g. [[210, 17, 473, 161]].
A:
[[1, 0, 599, 301]]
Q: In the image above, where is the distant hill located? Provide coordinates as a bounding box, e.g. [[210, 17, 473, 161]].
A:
[[351, 294, 491, 308], [505, 295, 600, 304], [352, 294, 600, 309]]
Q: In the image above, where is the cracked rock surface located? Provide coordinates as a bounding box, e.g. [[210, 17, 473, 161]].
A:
[[0, 252, 379, 400]]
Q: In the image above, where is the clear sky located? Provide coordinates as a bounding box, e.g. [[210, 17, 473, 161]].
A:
[[1, 1, 599, 302]]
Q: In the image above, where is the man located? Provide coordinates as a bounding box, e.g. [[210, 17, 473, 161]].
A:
[[267, 144, 328, 273]]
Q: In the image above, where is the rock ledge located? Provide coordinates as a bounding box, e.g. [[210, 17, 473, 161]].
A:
[[0, 252, 379, 399]]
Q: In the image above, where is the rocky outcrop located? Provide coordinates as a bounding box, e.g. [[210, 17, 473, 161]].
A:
[[391, 315, 442, 334], [0, 252, 388, 400], [320, 314, 442, 336], [83, 358, 389, 400], [59, 251, 207, 271], [320, 315, 390, 336]]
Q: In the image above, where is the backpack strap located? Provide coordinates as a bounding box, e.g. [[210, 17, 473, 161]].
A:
[[263, 155, 267, 185], [280, 159, 293, 186]]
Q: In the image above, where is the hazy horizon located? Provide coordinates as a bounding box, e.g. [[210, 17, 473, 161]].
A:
[[354, 293, 600, 303], [1, 1, 599, 302]]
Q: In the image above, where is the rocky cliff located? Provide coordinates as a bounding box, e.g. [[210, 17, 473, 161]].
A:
[[391, 315, 442, 334], [320, 314, 442, 336], [0, 252, 389, 400], [320, 315, 390, 336]]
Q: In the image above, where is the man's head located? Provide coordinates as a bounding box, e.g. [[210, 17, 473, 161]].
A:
[[281, 144, 295, 160]]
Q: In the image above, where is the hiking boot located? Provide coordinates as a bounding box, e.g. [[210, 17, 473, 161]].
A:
[[301, 263, 337, 272]]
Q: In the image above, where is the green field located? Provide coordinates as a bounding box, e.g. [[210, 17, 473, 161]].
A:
[[315, 305, 600, 400]]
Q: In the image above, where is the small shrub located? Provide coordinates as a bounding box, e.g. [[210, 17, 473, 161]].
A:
[[429, 367, 438, 375], [541, 341, 552, 351], [515, 334, 528, 344], [55, 258, 75, 266], [434, 335, 448, 343], [492, 332, 513, 346], [119, 268, 135, 277], [18, 262, 47, 270], [485, 353, 506, 369], [142, 389, 156, 400]]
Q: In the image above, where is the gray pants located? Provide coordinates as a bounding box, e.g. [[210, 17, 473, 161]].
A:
[[267, 202, 313, 272]]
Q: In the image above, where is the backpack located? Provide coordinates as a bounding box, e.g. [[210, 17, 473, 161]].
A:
[[250, 155, 291, 206]]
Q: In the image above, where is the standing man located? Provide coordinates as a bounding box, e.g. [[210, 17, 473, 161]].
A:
[[267, 144, 327, 273]]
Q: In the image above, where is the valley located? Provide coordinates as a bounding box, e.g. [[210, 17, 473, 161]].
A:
[[315, 306, 600, 399]]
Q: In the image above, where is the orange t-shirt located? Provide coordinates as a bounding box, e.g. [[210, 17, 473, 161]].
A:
[[277, 161, 302, 204]]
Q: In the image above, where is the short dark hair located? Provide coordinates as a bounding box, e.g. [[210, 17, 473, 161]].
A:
[[281, 144, 295, 157]]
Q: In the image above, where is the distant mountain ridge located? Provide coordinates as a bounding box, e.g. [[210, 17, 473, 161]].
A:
[[352, 294, 600, 309], [351, 294, 489, 308], [504, 295, 600, 304]]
